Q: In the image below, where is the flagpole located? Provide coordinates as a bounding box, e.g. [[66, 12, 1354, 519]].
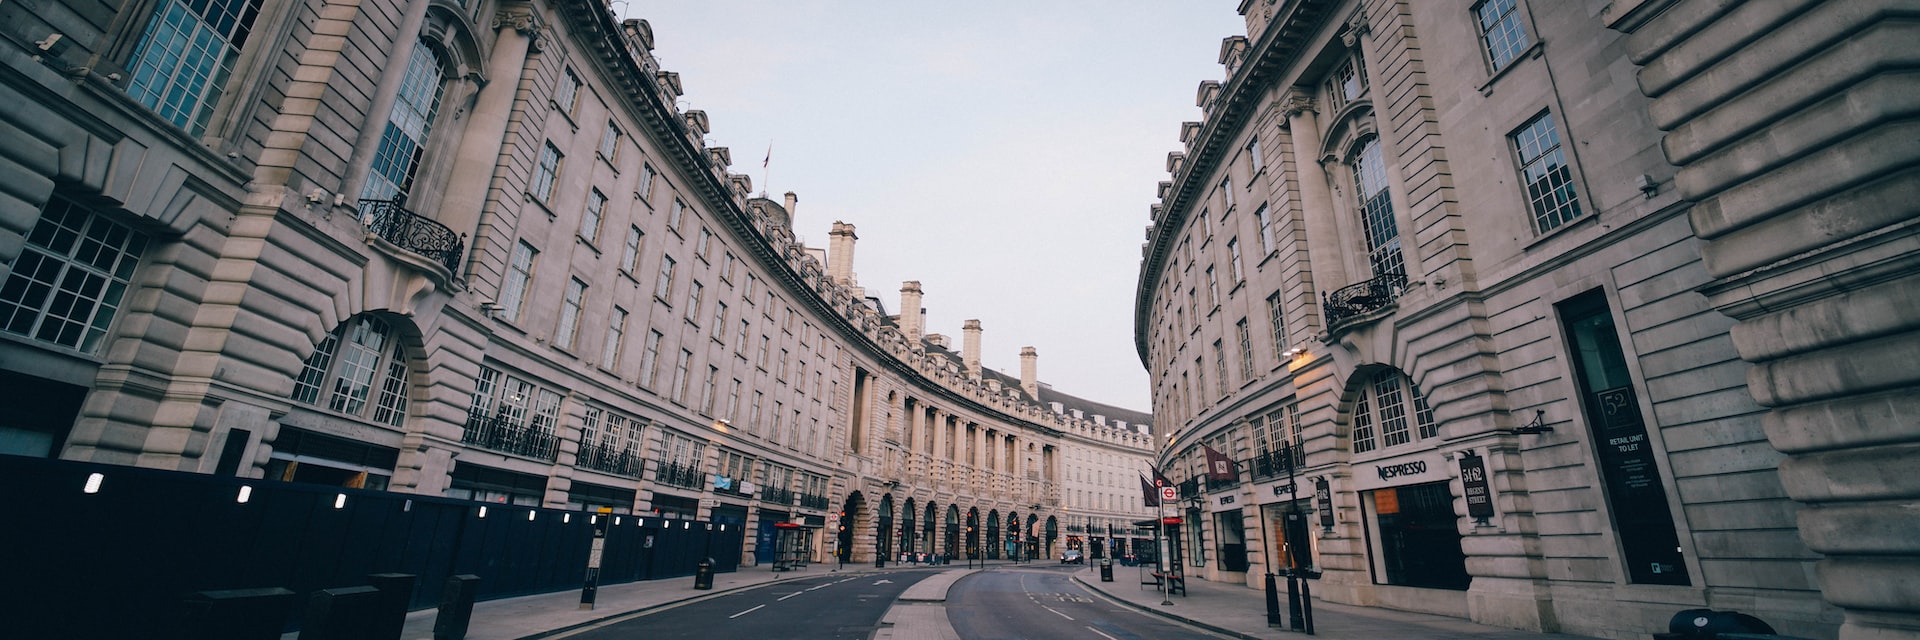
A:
[[760, 141, 772, 198]]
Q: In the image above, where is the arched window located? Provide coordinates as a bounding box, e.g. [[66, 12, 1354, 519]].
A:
[[362, 41, 449, 202], [1351, 138, 1403, 278], [1350, 369, 1436, 453], [292, 315, 412, 427]]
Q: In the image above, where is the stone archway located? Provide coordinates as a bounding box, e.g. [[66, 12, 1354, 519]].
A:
[[838, 491, 866, 563], [1045, 515, 1059, 558], [877, 494, 895, 566], [986, 510, 1001, 560], [966, 507, 980, 559], [944, 504, 960, 558], [901, 497, 917, 556]]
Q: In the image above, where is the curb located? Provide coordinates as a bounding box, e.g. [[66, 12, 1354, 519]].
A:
[[516, 572, 815, 640], [895, 568, 980, 603], [1071, 574, 1268, 640]]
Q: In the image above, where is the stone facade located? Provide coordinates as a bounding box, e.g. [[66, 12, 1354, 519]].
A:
[[0, 0, 1152, 571], [1132, 1, 1910, 638]]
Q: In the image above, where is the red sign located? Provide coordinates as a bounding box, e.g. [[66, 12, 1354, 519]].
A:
[[1160, 487, 1178, 502]]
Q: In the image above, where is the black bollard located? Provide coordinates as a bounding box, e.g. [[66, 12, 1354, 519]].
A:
[[177, 587, 297, 640], [1264, 572, 1282, 627], [298, 586, 382, 640], [433, 575, 482, 640], [366, 573, 416, 640], [1286, 570, 1305, 631]]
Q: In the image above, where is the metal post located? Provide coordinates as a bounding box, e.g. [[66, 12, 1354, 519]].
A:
[[1159, 495, 1171, 606], [581, 510, 609, 610]]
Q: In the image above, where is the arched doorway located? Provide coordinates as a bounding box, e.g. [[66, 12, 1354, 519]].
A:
[[1045, 516, 1059, 559], [944, 504, 960, 558], [838, 491, 865, 564], [1006, 511, 1021, 560], [1026, 514, 1040, 562], [901, 498, 917, 557], [966, 507, 980, 560], [985, 511, 1001, 560], [877, 494, 894, 567], [923, 502, 937, 559]]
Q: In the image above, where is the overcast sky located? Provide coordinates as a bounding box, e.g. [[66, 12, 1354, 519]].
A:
[[624, 2, 1245, 411]]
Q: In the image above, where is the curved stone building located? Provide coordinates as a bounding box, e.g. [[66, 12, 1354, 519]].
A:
[[0, 0, 1153, 569], [1133, 1, 1913, 638]]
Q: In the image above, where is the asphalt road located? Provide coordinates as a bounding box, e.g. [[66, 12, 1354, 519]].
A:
[[946, 566, 1231, 640], [550, 569, 939, 640]]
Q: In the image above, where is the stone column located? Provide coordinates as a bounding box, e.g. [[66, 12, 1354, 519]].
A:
[[1280, 91, 1352, 300], [440, 8, 541, 270]]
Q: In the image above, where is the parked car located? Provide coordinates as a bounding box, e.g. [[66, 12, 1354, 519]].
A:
[[1060, 549, 1084, 564]]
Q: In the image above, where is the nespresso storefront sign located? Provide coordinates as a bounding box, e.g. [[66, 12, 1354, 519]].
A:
[[1356, 452, 1446, 491]]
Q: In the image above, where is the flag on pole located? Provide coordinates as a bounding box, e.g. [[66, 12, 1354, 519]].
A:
[[1203, 444, 1237, 482], [1151, 466, 1173, 489], [763, 143, 772, 168], [1140, 473, 1161, 508]]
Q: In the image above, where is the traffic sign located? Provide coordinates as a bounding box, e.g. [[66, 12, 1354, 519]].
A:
[[1161, 487, 1178, 502]]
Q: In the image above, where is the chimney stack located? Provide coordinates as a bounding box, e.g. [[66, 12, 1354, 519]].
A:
[[1020, 347, 1038, 397], [962, 319, 982, 375], [827, 222, 858, 286], [783, 191, 798, 223], [899, 281, 924, 341]]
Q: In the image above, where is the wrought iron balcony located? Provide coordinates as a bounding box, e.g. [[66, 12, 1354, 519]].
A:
[[1321, 272, 1408, 331], [1178, 477, 1201, 499], [462, 412, 558, 461], [576, 441, 642, 477], [360, 199, 465, 275], [1206, 475, 1240, 492], [655, 460, 705, 490], [798, 493, 830, 510], [1251, 447, 1305, 480], [762, 486, 794, 506]]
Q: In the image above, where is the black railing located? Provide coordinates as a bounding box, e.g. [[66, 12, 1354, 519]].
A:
[[1178, 477, 1200, 498], [462, 412, 558, 461], [798, 493, 829, 510], [577, 441, 642, 477], [1321, 272, 1408, 330], [714, 478, 752, 499], [762, 486, 794, 505], [1206, 475, 1239, 492], [1251, 447, 1305, 480], [360, 199, 465, 275], [656, 460, 705, 490]]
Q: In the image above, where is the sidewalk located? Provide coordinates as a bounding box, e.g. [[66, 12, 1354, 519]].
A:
[[1072, 566, 1598, 640]]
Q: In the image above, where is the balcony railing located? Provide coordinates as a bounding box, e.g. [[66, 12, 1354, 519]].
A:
[[1251, 447, 1305, 480], [360, 199, 465, 275], [798, 493, 830, 510], [762, 486, 794, 506], [462, 412, 557, 461], [1178, 477, 1200, 499], [656, 460, 704, 490], [576, 441, 642, 477], [1206, 475, 1239, 492], [1321, 272, 1408, 331]]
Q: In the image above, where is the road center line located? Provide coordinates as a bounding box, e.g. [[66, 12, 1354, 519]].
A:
[[728, 604, 766, 619], [807, 583, 832, 591], [1087, 626, 1121, 640], [777, 592, 803, 601], [1041, 605, 1075, 621]]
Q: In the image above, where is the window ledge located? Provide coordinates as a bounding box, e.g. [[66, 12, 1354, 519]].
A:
[[1522, 210, 1599, 252], [576, 235, 601, 254], [1477, 41, 1545, 97]]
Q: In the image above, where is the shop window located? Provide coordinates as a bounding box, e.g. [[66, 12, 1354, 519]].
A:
[[567, 481, 635, 514], [1362, 481, 1469, 590], [445, 462, 545, 506], [1213, 510, 1249, 572], [0, 196, 148, 354], [1561, 291, 1690, 585], [265, 426, 399, 490], [291, 315, 412, 427]]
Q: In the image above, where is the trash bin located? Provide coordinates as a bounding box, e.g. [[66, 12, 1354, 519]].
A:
[[694, 558, 715, 590], [1099, 558, 1114, 582], [1653, 609, 1777, 640]]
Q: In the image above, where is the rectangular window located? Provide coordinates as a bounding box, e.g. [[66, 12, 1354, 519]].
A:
[[669, 198, 686, 232], [735, 319, 750, 356], [721, 253, 737, 282], [777, 349, 790, 381], [1255, 203, 1275, 256], [655, 255, 676, 300], [1475, 0, 1530, 72], [744, 275, 758, 303], [581, 189, 607, 244], [685, 280, 704, 322], [533, 142, 563, 204], [1227, 238, 1244, 284], [1205, 267, 1220, 308], [712, 302, 729, 340], [1221, 177, 1235, 210], [727, 379, 742, 420], [757, 335, 770, 368], [1248, 137, 1264, 174], [1236, 319, 1255, 379], [1193, 358, 1206, 409], [750, 391, 765, 432], [501, 241, 537, 322], [1267, 292, 1288, 360], [1354, 139, 1404, 277], [360, 42, 444, 202], [696, 227, 713, 260], [556, 278, 586, 349], [123, 0, 265, 136], [671, 349, 692, 402], [600, 121, 622, 161], [0, 197, 148, 353], [621, 226, 643, 273], [702, 365, 719, 413], [603, 307, 627, 367], [1514, 112, 1582, 233], [638, 164, 657, 200], [771, 401, 784, 442], [1213, 340, 1230, 396], [640, 330, 663, 389], [555, 68, 581, 116], [1326, 56, 1367, 112]]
